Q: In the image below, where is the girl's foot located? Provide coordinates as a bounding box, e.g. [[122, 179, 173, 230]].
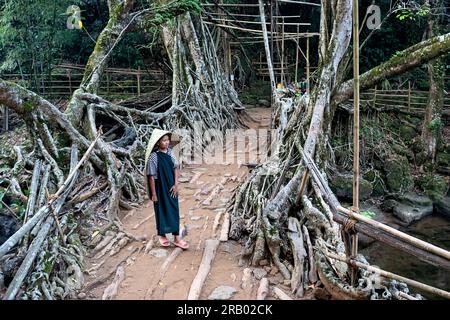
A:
[[159, 236, 170, 247], [173, 237, 189, 250]]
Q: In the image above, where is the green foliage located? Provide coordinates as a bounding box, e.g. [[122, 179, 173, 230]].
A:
[[360, 210, 376, 219], [427, 118, 444, 137], [396, 3, 430, 21]]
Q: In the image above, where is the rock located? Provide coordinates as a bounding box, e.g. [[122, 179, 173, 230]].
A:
[[190, 216, 203, 221], [383, 156, 413, 194], [208, 286, 237, 300], [0, 272, 4, 290], [436, 152, 450, 167], [259, 259, 269, 266], [401, 192, 432, 207], [399, 125, 417, 144], [252, 268, 268, 280], [269, 266, 279, 276], [415, 151, 427, 166], [418, 174, 448, 202], [435, 197, 450, 218], [330, 174, 372, 201], [393, 202, 433, 225], [380, 199, 398, 213], [283, 280, 291, 286], [363, 169, 385, 197], [268, 273, 283, 285], [178, 177, 190, 183], [257, 99, 270, 107], [264, 266, 272, 273], [148, 248, 168, 258], [77, 292, 86, 299]]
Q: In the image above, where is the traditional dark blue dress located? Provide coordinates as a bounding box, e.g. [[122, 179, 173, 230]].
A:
[[152, 150, 180, 236]]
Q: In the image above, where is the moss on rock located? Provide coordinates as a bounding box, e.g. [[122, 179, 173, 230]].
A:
[[383, 155, 414, 194], [417, 174, 449, 202], [330, 174, 373, 201]]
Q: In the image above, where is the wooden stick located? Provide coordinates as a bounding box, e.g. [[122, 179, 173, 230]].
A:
[[187, 239, 219, 300], [325, 252, 450, 300]]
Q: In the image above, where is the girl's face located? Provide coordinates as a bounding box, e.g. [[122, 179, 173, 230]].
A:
[[157, 134, 171, 150]]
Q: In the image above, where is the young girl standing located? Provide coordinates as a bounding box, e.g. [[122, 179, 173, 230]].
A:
[[144, 129, 189, 249]]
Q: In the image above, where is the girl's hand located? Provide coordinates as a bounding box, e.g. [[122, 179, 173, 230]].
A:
[[169, 185, 178, 198], [151, 194, 158, 202]]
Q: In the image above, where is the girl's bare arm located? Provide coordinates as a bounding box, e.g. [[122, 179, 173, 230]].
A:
[[149, 176, 157, 199]]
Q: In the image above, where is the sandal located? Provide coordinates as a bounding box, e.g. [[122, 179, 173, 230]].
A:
[[159, 236, 170, 247], [173, 239, 189, 250]]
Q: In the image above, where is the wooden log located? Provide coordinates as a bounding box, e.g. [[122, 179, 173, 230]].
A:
[[187, 239, 219, 300], [257, 277, 269, 300]]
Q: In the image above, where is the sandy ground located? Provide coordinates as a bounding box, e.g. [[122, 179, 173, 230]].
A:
[[83, 107, 312, 300]]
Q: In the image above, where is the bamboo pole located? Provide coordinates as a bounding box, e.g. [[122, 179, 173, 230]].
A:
[[408, 80, 411, 112], [281, 17, 285, 85], [337, 205, 450, 261], [325, 252, 450, 300], [258, 0, 275, 90], [295, 24, 300, 83], [306, 35, 310, 92], [350, 0, 360, 286], [137, 67, 141, 97]]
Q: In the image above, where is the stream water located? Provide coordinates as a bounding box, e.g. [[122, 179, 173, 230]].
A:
[[361, 214, 450, 300]]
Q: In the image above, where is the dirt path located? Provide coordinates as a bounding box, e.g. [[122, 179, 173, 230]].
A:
[[83, 107, 302, 300]]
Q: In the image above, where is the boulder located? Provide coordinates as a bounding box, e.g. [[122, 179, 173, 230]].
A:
[[208, 286, 237, 300], [383, 156, 413, 194], [418, 174, 448, 202], [435, 197, 450, 218], [330, 174, 373, 201], [257, 99, 270, 107], [401, 192, 433, 207], [399, 125, 417, 144], [393, 202, 433, 225]]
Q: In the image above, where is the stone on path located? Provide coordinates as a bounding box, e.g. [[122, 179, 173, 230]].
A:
[[148, 249, 168, 258], [207, 286, 237, 300], [252, 268, 268, 280]]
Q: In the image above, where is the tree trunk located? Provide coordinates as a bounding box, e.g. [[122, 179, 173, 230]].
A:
[[421, 0, 445, 162]]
